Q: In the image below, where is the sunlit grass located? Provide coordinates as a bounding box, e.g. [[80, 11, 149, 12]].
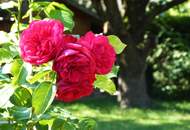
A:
[[55, 96, 190, 130]]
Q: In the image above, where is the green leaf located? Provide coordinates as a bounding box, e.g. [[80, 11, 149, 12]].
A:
[[28, 70, 52, 84], [106, 65, 120, 78], [78, 118, 96, 130], [32, 82, 56, 116], [0, 48, 14, 64], [52, 118, 76, 130], [11, 59, 32, 85], [8, 106, 32, 121], [0, 74, 10, 83], [10, 87, 32, 107], [0, 124, 14, 130], [0, 84, 14, 108], [94, 75, 116, 95], [50, 2, 73, 15], [108, 35, 127, 54], [45, 6, 74, 31], [30, 2, 50, 10]]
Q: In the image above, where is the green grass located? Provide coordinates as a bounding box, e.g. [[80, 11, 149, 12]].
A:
[[55, 96, 190, 130]]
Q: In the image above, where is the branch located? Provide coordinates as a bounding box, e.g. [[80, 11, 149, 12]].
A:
[[148, 0, 188, 19], [92, 0, 105, 20], [103, 0, 126, 35]]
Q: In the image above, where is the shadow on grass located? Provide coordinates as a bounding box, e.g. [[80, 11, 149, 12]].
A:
[[96, 119, 190, 130], [55, 95, 190, 114]]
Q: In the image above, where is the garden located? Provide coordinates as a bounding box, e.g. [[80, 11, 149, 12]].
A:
[[0, 0, 190, 130]]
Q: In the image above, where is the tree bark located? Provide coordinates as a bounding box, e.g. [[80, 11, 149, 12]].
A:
[[89, 0, 187, 108], [117, 38, 150, 108]]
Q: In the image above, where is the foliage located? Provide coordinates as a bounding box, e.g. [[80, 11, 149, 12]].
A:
[[0, 0, 125, 129], [148, 15, 190, 99]]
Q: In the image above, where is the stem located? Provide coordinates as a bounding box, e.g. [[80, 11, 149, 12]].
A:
[[17, 0, 22, 36], [28, 0, 34, 23]]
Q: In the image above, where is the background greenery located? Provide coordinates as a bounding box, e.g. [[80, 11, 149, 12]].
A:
[[57, 96, 190, 130]]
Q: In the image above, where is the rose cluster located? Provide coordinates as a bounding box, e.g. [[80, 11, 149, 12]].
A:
[[20, 19, 116, 102]]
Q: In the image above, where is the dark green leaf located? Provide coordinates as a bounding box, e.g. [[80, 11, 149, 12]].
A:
[[10, 87, 32, 107], [78, 118, 96, 130], [52, 118, 76, 130], [94, 75, 116, 95], [108, 35, 127, 54], [0, 74, 11, 83], [8, 106, 32, 121], [0, 124, 14, 130], [32, 82, 56, 116]]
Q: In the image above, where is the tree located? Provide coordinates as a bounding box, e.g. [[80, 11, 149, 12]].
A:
[[83, 0, 188, 107]]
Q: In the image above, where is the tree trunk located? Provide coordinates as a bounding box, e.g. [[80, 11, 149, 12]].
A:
[[117, 36, 151, 108]]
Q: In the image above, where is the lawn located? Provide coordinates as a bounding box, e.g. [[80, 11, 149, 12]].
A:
[[55, 96, 190, 130]]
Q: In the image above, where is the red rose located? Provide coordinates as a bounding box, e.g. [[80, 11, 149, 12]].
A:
[[19, 19, 64, 65], [62, 34, 78, 44], [56, 78, 94, 102], [53, 43, 96, 83], [78, 31, 116, 74]]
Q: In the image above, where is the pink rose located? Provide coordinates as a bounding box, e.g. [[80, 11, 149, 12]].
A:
[[56, 78, 94, 102], [53, 43, 96, 83], [78, 31, 116, 74], [19, 19, 64, 65]]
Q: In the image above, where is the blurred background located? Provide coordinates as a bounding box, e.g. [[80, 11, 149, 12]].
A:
[[1, 0, 190, 130]]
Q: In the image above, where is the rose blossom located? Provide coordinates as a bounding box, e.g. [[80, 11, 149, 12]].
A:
[[56, 79, 94, 102], [20, 19, 64, 65], [53, 43, 96, 83], [78, 31, 116, 74]]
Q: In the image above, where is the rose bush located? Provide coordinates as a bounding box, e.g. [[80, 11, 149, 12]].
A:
[[0, 1, 126, 129]]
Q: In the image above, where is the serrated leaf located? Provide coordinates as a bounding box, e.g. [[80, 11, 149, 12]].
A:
[[28, 70, 52, 84], [108, 35, 127, 54], [32, 82, 56, 116], [94, 75, 116, 95]]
